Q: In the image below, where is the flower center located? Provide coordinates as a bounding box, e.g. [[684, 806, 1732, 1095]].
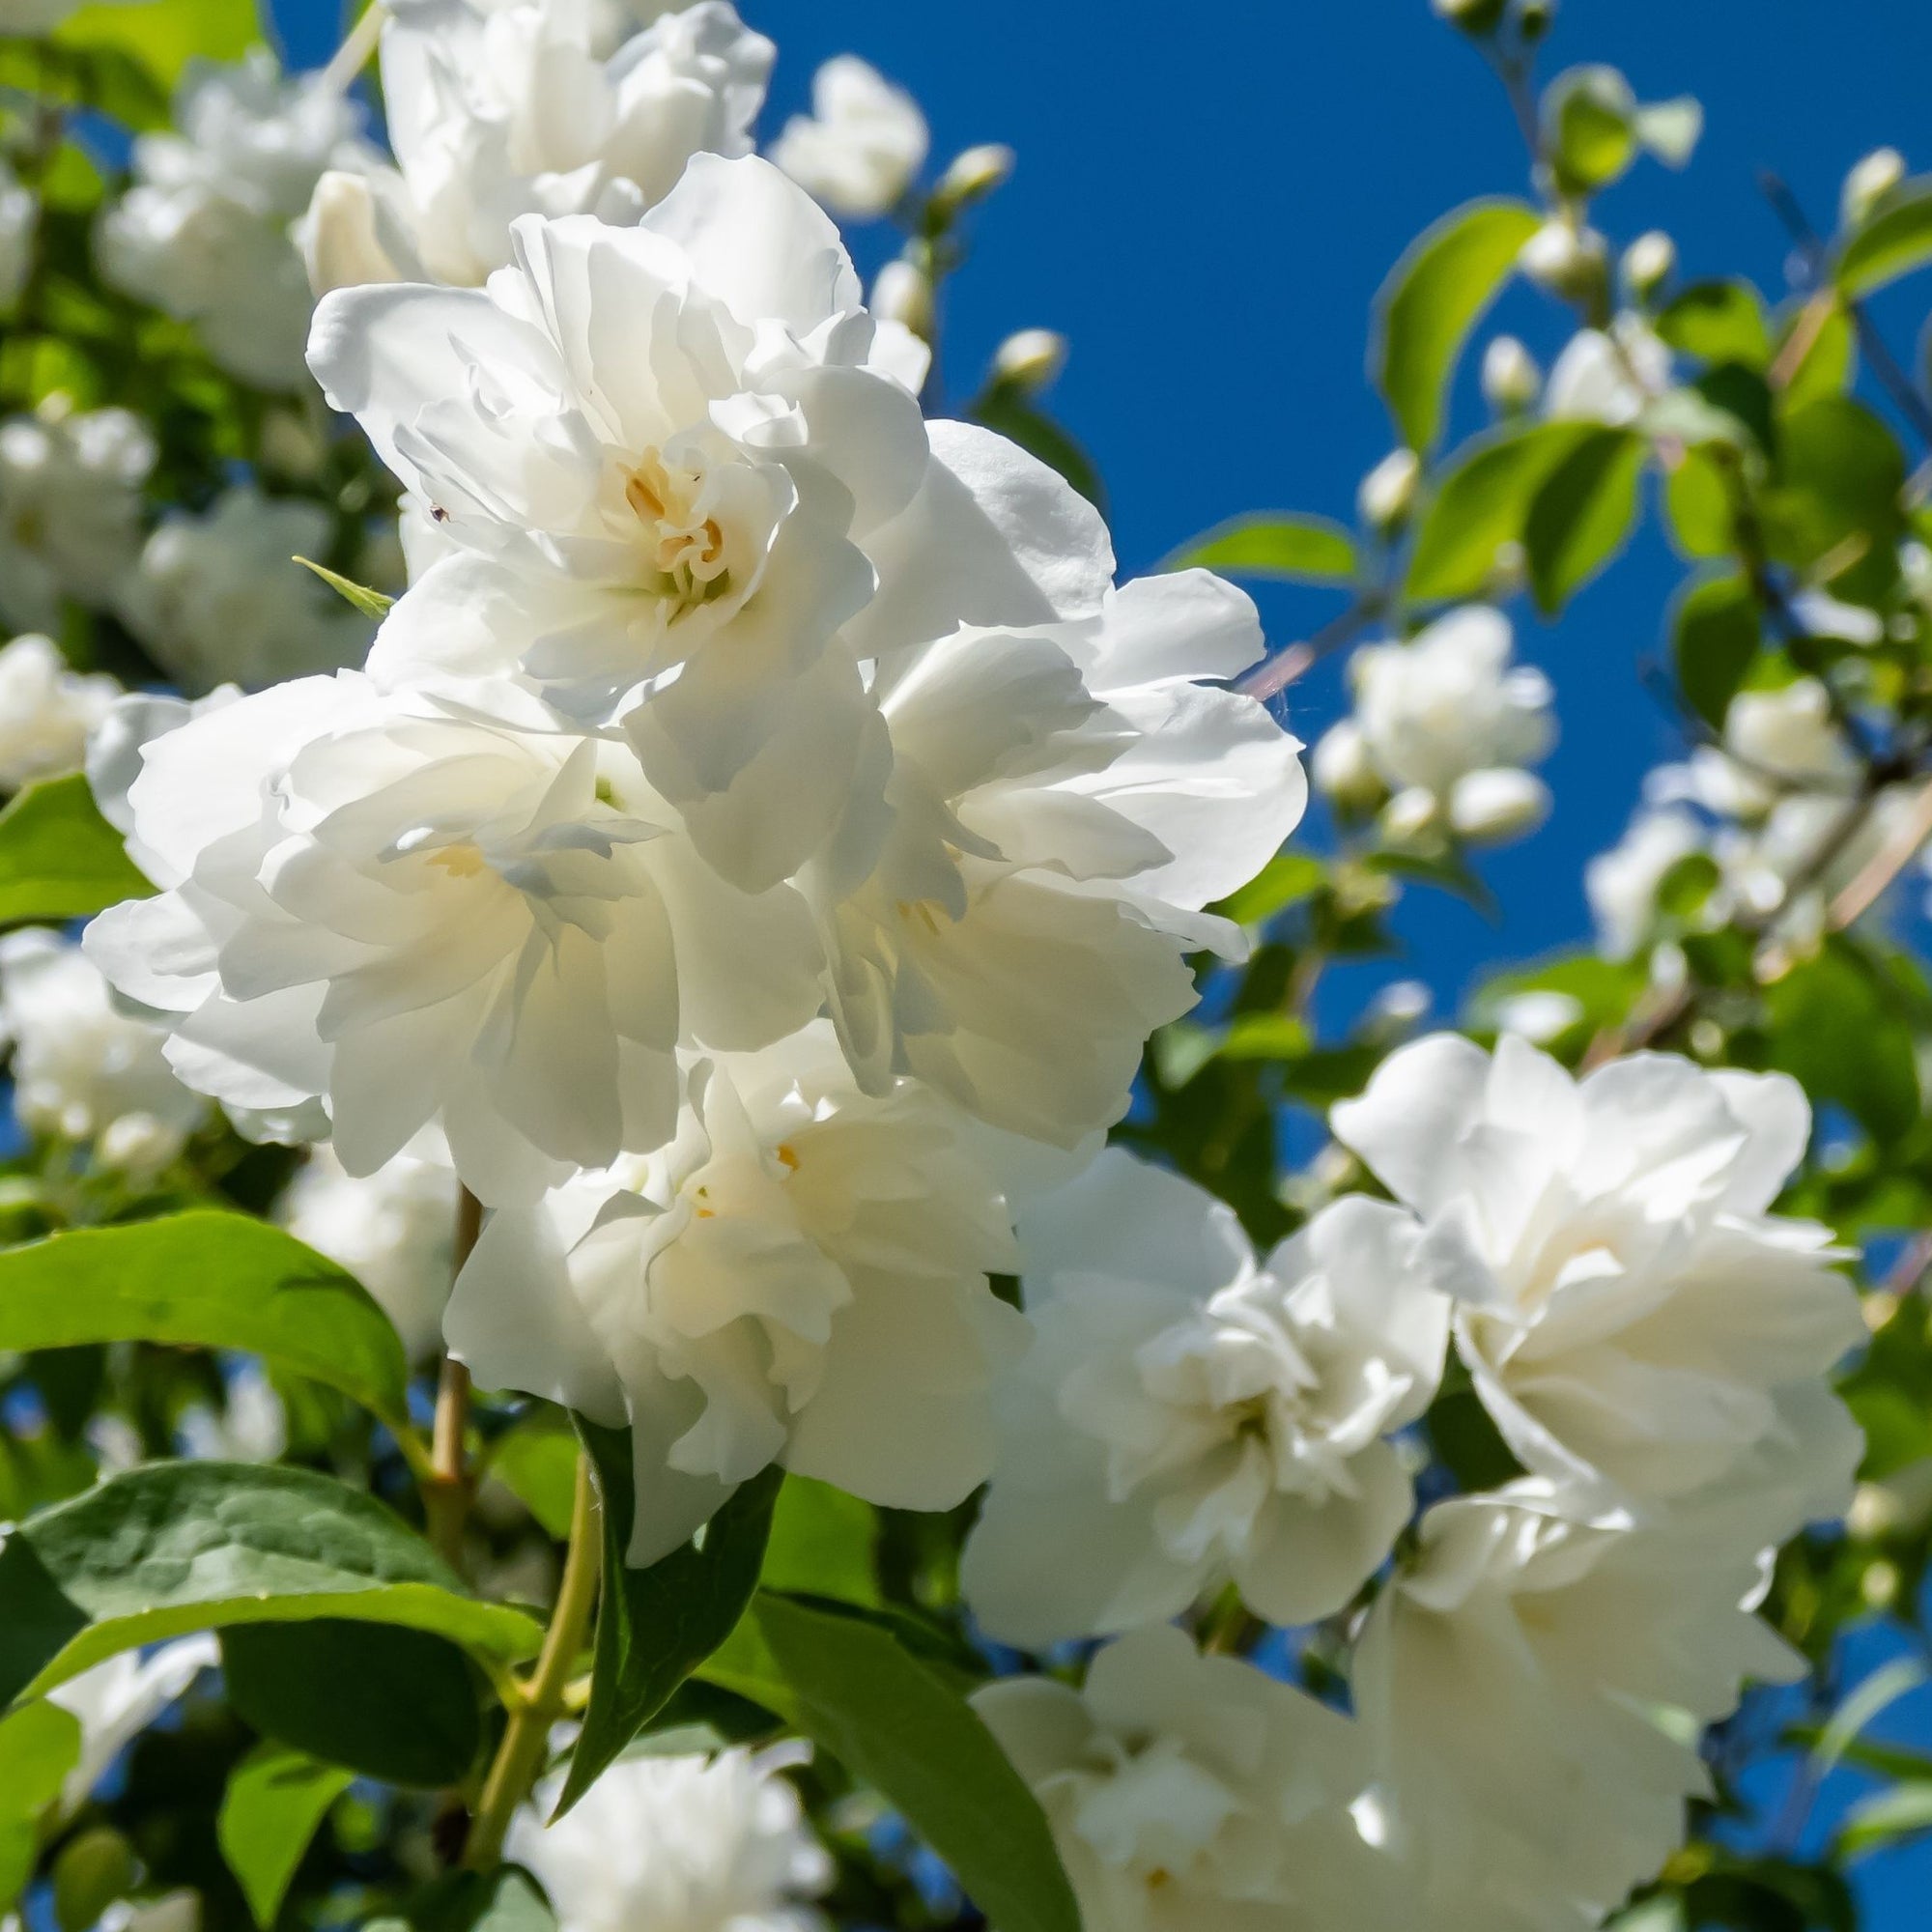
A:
[[424, 839, 487, 879], [623, 448, 729, 613]]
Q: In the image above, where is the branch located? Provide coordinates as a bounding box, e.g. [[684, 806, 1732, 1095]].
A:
[[424, 1185, 485, 1568]]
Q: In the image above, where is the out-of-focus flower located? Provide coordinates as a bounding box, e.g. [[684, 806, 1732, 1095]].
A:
[[175, 1361, 288, 1463], [1842, 146, 1906, 229], [974, 1624, 1395, 1932], [279, 1147, 457, 1359], [509, 1747, 831, 1932], [0, 929, 204, 1164], [1544, 315, 1671, 423], [769, 56, 928, 219], [0, 634, 121, 792], [48, 1637, 219, 1814], [447, 1024, 1026, 1563], [1480, 335, 1541, 414], [0, 405, 155, 634], [122, 485, 375, 692], [0, 157, 35, 310], [1585, 806, 1707, 958], [1518, 218, 1606, 299], [1357, 448, 1420, 532], [992, 327, 1067, 393], [302, 0, 774, 292], [961, 1149, 1447, 1643], [99, 51, 375, 388], [1621, 230, 1676, 299], [1332, 1033, 1863, 1519]]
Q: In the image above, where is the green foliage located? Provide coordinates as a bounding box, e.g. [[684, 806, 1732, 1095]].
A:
[[0, 1215, 412, 1429], [1764, 943, 1921, 1147], [1372, 197, 1540, 452], [0, 1701, 82, 1909], [1672, 572, 1761, 727], [1656, 281, 1772, 367], [1169, 514, 1358, 583], [0, 1462, 544, 1705], [57, 0, 263, 91], [293, 556, 397, 620], [0, 774, 153, 927], [762, 1475, 882, 1607], [368, 1869, 557, 1932], [1522, 423, 1646, 613], [1835, 179, 1932, 298], [216, 1744, 354, 1931]]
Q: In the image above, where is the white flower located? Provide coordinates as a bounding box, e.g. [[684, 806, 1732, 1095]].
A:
[[1332, 1034, 1863, 1518], [1356, 449, 1420, 532], [769, 56, 928, 220], [122, 484, 376, 693], [0, 929, 204, 1161], [1351, 1471, 1838, 1932], [508, 1747, 830, 1932], [961, 1149, 1447, 1644], [817, 570, 1305, 1148], [99, 51, 375, 389], [1480, 335, 1540, 414], [176, 1360, 289, 1463], [1657, 679, 1858, 823], [1842, 146, 1906, 230], [0, 158, 34, 310], [1586, 806, 1707, 958], [100, 1893, 200, 1932], [0, 634, 121, 792], [0, 405, 155, 634], [1346, 607, 1553, 845], [278, 1146, 456, 1359], [302, 0, 774, 292], [83, 671, 823, 1202], [48, 1636, 219, 1814], [973, 1624, 1391, 1932], [1544, 315, 1672, 425], [446, 1024, 1026, 1562], [1310, 718, 1382, 811], [1489, 988, 1584, 1044]]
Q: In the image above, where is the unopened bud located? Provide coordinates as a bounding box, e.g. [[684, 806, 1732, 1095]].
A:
[[1311, 720, 1383, 812], [869, 259, 933, 339], [935, 143, 1014, 211], [1481, 335, 1541, 414], [1379, 786, 1440, 848], [99, 1111, 186, 1174], [1357, 448, 1421, 533], [992, 327, 1067, 394], [1449, 767, 1550, 843], [1842, 146, 1906, 230], [1621, 229, 1677, 300], [1518, 218, 1608, 300], [1514, 0, 1556, 41], [1431, 0, 1508, 33]]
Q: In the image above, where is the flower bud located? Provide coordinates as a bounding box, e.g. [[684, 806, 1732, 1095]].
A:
[[1431, 0, 1508, 33], [1311, 719, 1382, 812], [1543, 65, 1638, 193], [1841, 146, 1906, 230], [1492, 989, 1583, 1043], [992, 327, 1067, 394], [1379, 784, 1440, 848], [99, 1111, 187, 1174], [1481, 335, 1542, 414], [1621, 230, 1677, 301], [53, 1828, 136, 1932], [1514, 0, 1556, 41], [869, 259, 933, 339], [1518, 218, 1608, 300], [298, 169, 405, 297], [934, 142, 1014, 212], [1357, 448, 1421, 533], [1448, 766, 1550, 843]]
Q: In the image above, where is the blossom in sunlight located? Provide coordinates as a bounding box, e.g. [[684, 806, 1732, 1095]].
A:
[[1350, 1457, 1850, 1932], [83, 671, 828, 1202], [123, 485, 376, 692], [974, 1624, 1395, 1932], [817, 571, 1306, 1149], [0, 929, 205, 1167], [445, 1024, 1025, 1563], [99, 50, 375, 389], [1331, 1033, 1863, 1520], [1543, 314, 1672, 424], [768, 56, 928, 220], [0, 634, 121, 792], [48, 1636, 218, 1813], [961, 1149, 1447, 1644], [1321, 606, 1553, 847], [301, 0, 774, 292], [0, 158, 33, 309], [1584, 805, 1707, 959], [509, 1747, 831, 1932], [279, 1146, 457, 1359], [0, 405, 155, 634]]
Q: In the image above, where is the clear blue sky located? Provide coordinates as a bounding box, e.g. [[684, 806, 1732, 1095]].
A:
[[267, 1, 1932, 1918]]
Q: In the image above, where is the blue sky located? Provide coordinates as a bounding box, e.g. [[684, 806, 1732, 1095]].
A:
[[267, 1, 1932, 1919]]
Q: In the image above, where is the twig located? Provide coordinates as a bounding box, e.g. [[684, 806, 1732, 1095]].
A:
[[1828, 777, 1932, 929], [320, 2, 388, 95], [424, 1186, 485, 1568], [1237, 600, 1380, 701]]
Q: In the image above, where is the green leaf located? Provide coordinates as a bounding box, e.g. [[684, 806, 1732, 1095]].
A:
[[556, 1422, 781, 1817], [760, 1476, 880, 1608], [489, 1408, 581, 1540], [1762, 396, 1907, 598], [1166, 515, 1356, 584], [971, 390, 1106, 514], [216, 1744, 352, 1931], [1219, 1013, 1313, 1062], [1811, 1658, 1929, 1781], [0, 1462, 545, 1707], [1523, 425, 1645, 614], [58, 0, 261, 95], [0, 1214, 411, 1430], [222, 1622, 482, 1788], [1542, 66, 1638, 192], [1406, 421, 1600, 604], [0, 773, 152, 927], [1663, 446, 1733, 558], [1765, 942, 1920, 1146], [1837, 180, 1932, 298], [1215, 851, 1326, 926], [707, 1594, 1080, 1932], [1373, 198, 1541, 452], [0, 1701, 81, 1909], [1671, 574, 1760, 729], [293, 556, 395, 622], [0, 40, 168, 130], [1779, 300, 1856, 411], [1837, 1780, 1932, 1859], [369, 1869, 555, 1932], [1655, 281, 1771, 367]]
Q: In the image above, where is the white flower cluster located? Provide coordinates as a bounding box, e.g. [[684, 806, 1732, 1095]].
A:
[[99, 50, 376, 389], [0, 633, 121, 793], [1312, 606, 1555, 847], [962, 1035, 1860, 1932], [769, 55, 929, 221], [86, 154, 1305, 1554]]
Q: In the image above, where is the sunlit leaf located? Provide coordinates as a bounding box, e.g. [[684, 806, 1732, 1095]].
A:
[[217, 1745, 353, 1931], [0, 774, 151, 928]]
